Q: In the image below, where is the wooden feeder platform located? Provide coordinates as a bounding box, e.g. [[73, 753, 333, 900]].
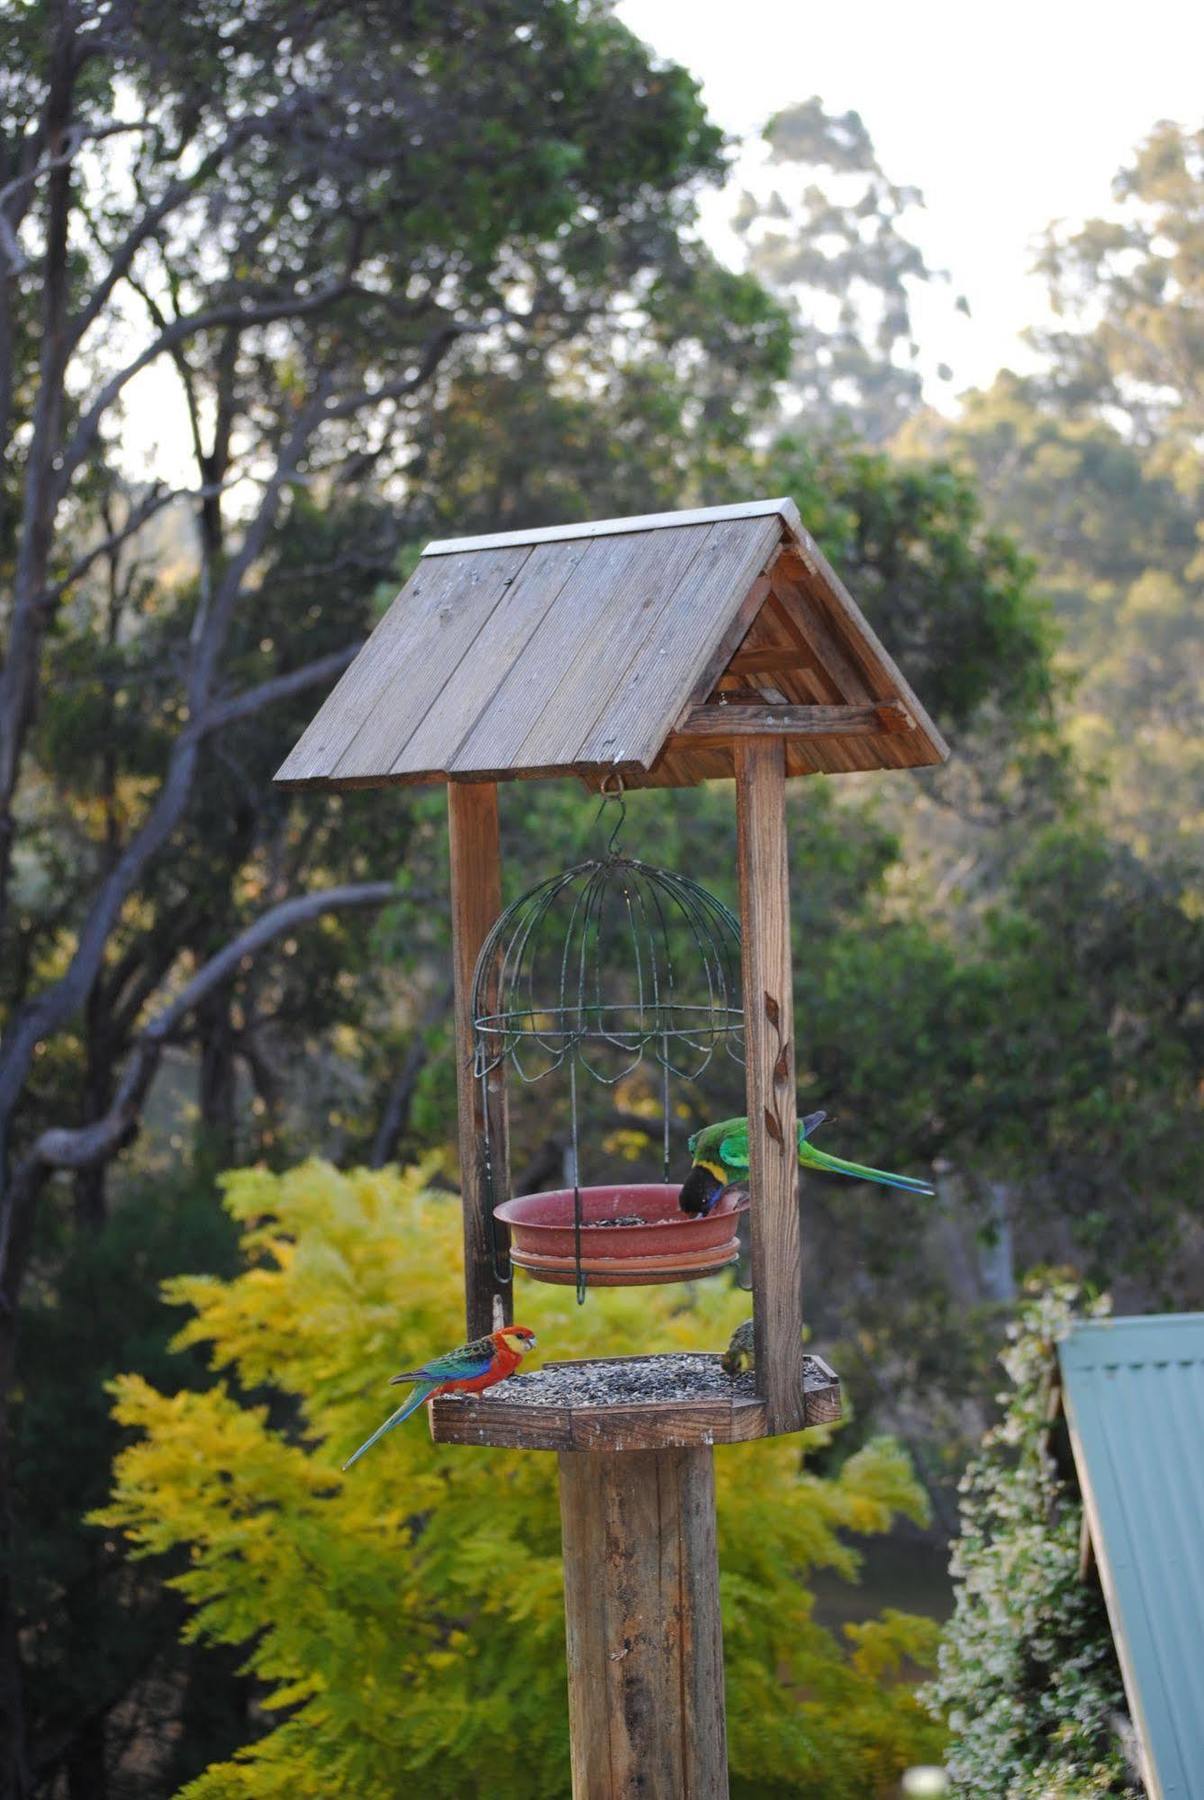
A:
[[429, 1352, 841, 1452]]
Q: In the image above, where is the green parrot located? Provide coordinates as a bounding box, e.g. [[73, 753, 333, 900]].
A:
[[679, 1108, 934, 1215]]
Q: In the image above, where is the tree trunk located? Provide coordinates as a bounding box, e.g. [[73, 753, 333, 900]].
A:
[[64, 1710, 108, 1800], [0, 7, 76, 939], [197, 991, 238, 1166], [0, 1202, 38, 1800]]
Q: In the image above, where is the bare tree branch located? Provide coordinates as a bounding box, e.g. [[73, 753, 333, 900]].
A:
[[17, 880, 396, 1181], [0, 389, 331, 1136], [200, 645, 362, 736], [0, 122, 157, 276], [369, 984, 454, 1168], [66, 118, 257, 347], [37, 479, 235, 611]]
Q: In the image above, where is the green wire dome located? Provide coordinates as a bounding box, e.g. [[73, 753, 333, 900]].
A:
[[470, 854, 745, 1087]]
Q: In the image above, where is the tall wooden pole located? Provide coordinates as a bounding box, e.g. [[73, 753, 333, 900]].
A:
[[559, 1447, 729, 1800], [734, 738, 804, 1436], [447, 779, 511, 1338]]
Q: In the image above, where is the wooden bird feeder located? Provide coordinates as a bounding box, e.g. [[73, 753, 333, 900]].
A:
[[277, 497, 947, 1798]]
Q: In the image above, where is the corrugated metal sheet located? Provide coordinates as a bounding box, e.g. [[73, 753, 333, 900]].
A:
[[274, 497, 947, 792], [1060, 1315, 1204, 1800]]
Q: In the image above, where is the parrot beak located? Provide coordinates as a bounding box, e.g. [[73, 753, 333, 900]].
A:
[[679, 1164, 723, 1216]]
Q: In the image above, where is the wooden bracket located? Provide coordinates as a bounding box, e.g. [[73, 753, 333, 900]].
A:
[[674, 699, 914, 741]]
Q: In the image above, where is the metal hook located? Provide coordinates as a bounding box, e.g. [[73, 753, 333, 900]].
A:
[[595, 769, 626, 858]]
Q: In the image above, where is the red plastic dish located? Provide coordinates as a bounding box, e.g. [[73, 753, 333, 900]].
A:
[[494, 1183, 747, 1286]]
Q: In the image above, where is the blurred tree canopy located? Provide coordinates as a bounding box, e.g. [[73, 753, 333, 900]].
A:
[[733, 97, 940, 442]]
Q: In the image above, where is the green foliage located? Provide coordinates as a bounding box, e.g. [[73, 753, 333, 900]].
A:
[[928, 1281, 1139, 1798], [907, 123, 1204, 858], [98, 1162, 944, 1798], [1031, 121, 1204, 456], [912, 371, 1203, 853], [766, 437, 1057, 744]]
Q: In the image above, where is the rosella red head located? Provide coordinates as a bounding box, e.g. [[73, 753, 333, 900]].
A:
[[497, 1324, 537, 1356]]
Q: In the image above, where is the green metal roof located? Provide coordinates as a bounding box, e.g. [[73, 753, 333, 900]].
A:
[[1059, 1314, 1204, 1800]]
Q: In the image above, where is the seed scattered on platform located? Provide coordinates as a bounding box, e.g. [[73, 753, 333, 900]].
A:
[[437, 1351, 827, 1410]]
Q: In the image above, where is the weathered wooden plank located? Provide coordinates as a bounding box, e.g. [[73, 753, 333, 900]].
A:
[[275, 552, 482, 782], [559, 1447, 729, 1800], [510, 525, 714, 770], [778, 534, 950, 759], [333, 544, 532, 780], [735, 739, 805, 1437], [674, 700, 915, 740], [726, 646, 811, 676], [575, 519, 783, 768], [447, 782, 511, 1339], [568, 1401, 734, 1452], [765, 593, 845, 704], [452, 530, 698, 773], [802, 1354, 844, 1424], [395, 538, 585, 775], [765, 585, 872, 776], [429, 1396, 575, 1450], [423, 495, 793, 556]]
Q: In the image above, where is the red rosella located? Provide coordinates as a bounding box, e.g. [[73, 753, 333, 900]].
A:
[[342, 1325, 537, 1470]]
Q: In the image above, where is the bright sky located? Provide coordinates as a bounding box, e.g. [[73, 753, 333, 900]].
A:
[[616, 0, 1204, 405]]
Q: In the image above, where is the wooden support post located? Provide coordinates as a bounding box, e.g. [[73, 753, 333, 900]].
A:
[[734, 738, 805, 1436], [559, 1447, 728, 1800], [447, 779, 511, 1339]]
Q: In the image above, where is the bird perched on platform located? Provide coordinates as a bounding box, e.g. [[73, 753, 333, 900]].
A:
[[678, 1109, 934, 1216], [721, 1318, 756, 1377], [343, 1325, 537, 1470]]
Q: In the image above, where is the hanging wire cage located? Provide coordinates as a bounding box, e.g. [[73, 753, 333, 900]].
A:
[[472, 788, 746, 1301]]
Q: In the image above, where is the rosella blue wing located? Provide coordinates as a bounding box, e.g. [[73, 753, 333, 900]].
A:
[[390, 1333, 496, 1386]]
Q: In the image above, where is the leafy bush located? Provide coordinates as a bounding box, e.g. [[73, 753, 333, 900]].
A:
[[98, 1161, 944, 1798], [928, 1281, 1140, 1797]]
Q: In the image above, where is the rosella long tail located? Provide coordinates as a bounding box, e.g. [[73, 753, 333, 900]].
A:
[[342, 1382, 439, 1469]]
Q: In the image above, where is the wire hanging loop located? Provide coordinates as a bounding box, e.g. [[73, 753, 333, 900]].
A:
[[595, 769, 626, 859]]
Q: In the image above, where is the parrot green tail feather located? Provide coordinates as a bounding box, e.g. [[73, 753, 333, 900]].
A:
[[797, 1140, 934, 1195], [342, 1381, 438, 1471]]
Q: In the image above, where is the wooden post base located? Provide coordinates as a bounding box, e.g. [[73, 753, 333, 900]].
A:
[[558, 1447, 729, 1800]]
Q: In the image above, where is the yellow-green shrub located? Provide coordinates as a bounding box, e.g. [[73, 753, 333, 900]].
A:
[[98, 1161, 944, 1798]]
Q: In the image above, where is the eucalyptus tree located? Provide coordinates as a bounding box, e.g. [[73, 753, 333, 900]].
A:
[[732, 96, 944, 442]]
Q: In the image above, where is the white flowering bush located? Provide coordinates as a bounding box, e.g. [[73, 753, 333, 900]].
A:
[[927, 1280, 1141, 1798]]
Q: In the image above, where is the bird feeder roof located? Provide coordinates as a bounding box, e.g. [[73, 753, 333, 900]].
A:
[[275, 497, 948, 792]]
